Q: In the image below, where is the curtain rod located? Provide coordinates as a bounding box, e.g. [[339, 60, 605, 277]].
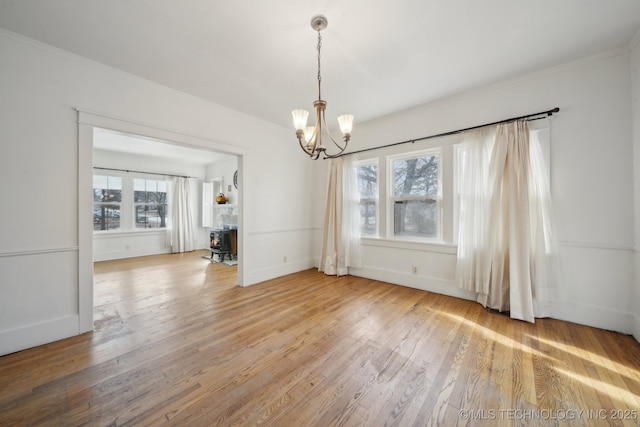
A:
[[93, 166, 194, 179], [328, 107, 560, 159]]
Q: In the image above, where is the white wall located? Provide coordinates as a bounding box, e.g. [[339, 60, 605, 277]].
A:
[[332, 47, 636, 334], [242, 145, 322, 284], [0, 29, 317, 355], [631, 31, 640, 342], [205, 157, 240, 237], [206, 157, 238, 205], [93, 149, 212, 261]]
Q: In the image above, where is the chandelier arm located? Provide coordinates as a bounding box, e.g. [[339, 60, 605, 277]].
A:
[[321, 144, 347, 159], [320, 109, 347, 154], [322, 151, 346, 160], [296, 131, 314, 156]]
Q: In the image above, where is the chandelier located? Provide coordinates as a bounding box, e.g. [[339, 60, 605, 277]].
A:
[[292, 15, 353, 160]]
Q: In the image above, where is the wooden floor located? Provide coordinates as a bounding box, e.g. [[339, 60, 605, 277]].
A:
[[1, 251, 639, 426]]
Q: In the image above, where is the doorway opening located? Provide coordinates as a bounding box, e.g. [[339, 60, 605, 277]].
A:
[[92, 127, 239, 262], [77, 111, 245, 334]]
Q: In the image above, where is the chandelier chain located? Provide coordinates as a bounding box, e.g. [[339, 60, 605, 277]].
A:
[[317, 29, 322, 100]]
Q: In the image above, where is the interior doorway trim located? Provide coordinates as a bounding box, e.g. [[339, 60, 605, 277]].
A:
[[77, 109, 246, 333], [76, 107, 251, 152]]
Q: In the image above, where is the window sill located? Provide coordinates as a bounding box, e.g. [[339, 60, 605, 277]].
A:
[[360, 236, 457, 254], [93, 229, 166, 238]]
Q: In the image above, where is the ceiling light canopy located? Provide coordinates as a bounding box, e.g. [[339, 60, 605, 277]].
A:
[[292, 15, 353, 160]]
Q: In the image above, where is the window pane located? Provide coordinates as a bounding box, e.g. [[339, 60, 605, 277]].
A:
[[359, 200, 377, 235], [94, 188, 122, 203], [93, 176, 122, 202], [357, 163, 377, 235], [133, 178, 146, 192], [145, 179, 158, 193], [357, 164, 377, 198], [93, 204, 121, 231], [149, 191, 166, 204], [93, 175, 122, 190], [135, 204, 167, 229], [134, 179, 147, 202], [134, 179, 167, 203], [93, 175, 108, 189], [134, 190, 145, 203], [393, 155, 438, 197], [393, 199, 438, 238], [93, 176, 122, 231]]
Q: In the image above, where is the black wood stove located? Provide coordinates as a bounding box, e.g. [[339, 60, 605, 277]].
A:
[[210, 229, 232, 262]]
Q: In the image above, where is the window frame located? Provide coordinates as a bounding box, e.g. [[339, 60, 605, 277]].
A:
[[133, 178, 168, 230], [92, 171, 170, 234], [354, 158, 379, 237], [387, 148, 443, 243], [93, 175, 123, 232], [350, 125, 549, 251], [352, 134, 458, 248]]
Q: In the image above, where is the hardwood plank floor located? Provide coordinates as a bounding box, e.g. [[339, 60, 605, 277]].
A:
[[1, 250, 639, 426]]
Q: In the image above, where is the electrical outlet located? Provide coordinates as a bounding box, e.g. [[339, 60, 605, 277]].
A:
[[411, 265, 417, 274], [125, 245, 131, 250], [283, 256, 287, 263]]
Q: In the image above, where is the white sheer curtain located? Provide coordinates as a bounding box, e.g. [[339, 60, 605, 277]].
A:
[[343, 156, 362, 270], [319, 157, 362, 276], [527, 126, 557, 317], [456, 120, 556, 322], [456, 126, 496, 295], [168, 177, 195, 253]]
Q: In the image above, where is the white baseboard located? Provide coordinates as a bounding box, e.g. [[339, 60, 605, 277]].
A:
[[93, 247, 170, 262], [351, 266, 636, 336], [243, 258, 316, 287], [552, 301, 634, 335], [0, 315, 79, 356], [351, 266, 476, 301]]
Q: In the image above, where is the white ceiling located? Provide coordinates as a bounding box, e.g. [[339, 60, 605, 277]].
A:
[[93, 127, 228, 164], [1, 0, 639, 131]]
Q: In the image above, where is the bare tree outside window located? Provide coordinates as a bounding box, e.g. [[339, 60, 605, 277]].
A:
[[93, 175, 122, 231], [392, 154, 439, 238], [134, 179, 167, 229], [357, 163, 378, 235]]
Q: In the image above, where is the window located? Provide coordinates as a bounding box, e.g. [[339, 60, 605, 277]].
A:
[[356, 161, 378, 235], [93, 175, 122, 231], [351, 126, 547, 247], [134, 179, 168, 229], [353, 136, 455, 245], [390, 151, 440, 240], [93, 172, 170, 233]]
